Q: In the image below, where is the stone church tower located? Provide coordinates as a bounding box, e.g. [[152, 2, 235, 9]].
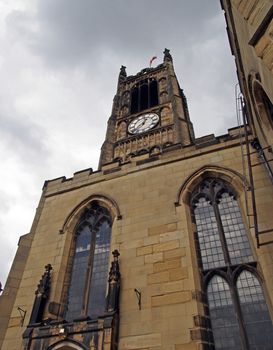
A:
[[1, 41, 273, 350], [99, 48, 194, 167]]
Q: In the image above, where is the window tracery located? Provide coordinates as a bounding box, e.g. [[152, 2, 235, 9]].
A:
[[191, 178, 273, 349], [65, 202, 112, 321]]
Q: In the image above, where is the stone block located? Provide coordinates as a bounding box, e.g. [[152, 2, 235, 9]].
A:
[[175, 343, 197, 350], [169, 267, 189, 281], [121, 238, 144, 250], [153, 259, 181, 273], [143, 236, 159, 246], [119, 333, 161, 349], [148, 225, 166, 236], [153, 240, 180, 253], [137, 246, 153, 256], [144, 253, 163, 264], [167, 223, 177, 232], [148, 271, 169, 285], [159, 230, 181, 242], [161, 281, 183, 294], [8, 317, 21, 328], [163, 247, 186, 260], [151, 291, 191, 307]]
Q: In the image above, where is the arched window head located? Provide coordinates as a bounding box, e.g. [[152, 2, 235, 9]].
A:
[[190, 177, 273, 349], [250, 78, 273, 143], [207, 275, 241, 349], [253, 82, 273, 127], [65, 202, 112, 321], [48, 340, 87, 350], [261, 89, 273, 124], [191, 178, 253, 270], [130, 79, 158, 114], [237, 270, 273, 349]]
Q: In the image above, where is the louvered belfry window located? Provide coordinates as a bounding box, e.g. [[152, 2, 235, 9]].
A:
[[130, 79, 158, 114]]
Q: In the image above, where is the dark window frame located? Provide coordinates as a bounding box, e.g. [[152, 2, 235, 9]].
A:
[[64, 202, 112, 321], [130, 78, 159, 114], [190, 178, 273, 350]]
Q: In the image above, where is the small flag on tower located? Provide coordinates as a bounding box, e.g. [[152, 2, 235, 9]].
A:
[[149, 56, 157, 67]]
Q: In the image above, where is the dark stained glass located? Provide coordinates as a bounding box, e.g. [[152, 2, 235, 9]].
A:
[[88, 220, 111, 317], [218, 193, 253, 265], [262, 89, 273, 123], [194, 197, 225, 270], [207, 275, 241, 350], [65, 225, 93, 321], [237, 271, 273, 349], [191, 178, 273, 349], [65, 204, 112, 321]]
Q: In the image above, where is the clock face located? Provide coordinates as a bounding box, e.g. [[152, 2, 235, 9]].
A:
[[128, 113, 159, 135]]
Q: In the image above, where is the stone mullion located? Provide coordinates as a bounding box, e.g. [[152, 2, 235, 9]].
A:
[[212, 184, 249, 349], [229, 276, 250, 350], [212, 196, 231, 266], [81, 228, 96, 316]]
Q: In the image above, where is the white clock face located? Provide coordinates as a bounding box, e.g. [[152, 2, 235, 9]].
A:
[[128, 113, 159, 135]]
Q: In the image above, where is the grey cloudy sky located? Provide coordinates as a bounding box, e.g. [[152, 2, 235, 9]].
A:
[[0, 0, 238, 285]]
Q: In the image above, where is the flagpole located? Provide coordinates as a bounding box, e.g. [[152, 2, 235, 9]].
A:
[[149, 56, 157, 68]]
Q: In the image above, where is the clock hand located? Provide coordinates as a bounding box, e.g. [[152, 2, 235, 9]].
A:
[[135, 119, 146, 130]]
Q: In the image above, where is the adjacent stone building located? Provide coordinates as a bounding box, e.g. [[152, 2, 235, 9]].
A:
[[0, 1, 273, 349], [221, 0, 273, 179]]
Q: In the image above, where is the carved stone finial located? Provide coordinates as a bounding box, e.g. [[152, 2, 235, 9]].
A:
[[35, 264, 52, 298], [119, 65, 127, 79], [106, 251, 121, 312], [112, 249, 120, 260], [164, 48, 173, 62], [109, 250, 120, 283], [29, 264, 53, 324]]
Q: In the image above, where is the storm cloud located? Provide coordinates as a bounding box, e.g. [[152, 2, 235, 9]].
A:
[[0, 0, 238, 285]]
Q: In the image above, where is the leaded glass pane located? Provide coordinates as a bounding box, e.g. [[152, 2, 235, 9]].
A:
[[207, 275, 241, 350], [65, 204, 112, 321], [87, 220, 111, 318], [66, 224, 93, 321], [237, 270, 273, 349], [194, 197, 225, 270], [218, 193, 253, 265]]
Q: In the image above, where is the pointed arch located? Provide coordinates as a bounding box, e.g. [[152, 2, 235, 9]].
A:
[[248, 71, 273, 143], [188, 172, 273, 348], [206, 274, 241, 350], [231, 263, 261, 283], [175, 165, 249, 206], [60, 193, 122, 235], [64, 202, 112, 320], [58, 194, 121, 321], [204, 269, 232, 287], [236, 270, 273, 348], [47, 339, 88, 350]]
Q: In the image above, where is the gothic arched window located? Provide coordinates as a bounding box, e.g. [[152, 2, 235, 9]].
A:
[[261, 88, 273, 125], [130, 79, 158, 114], [191, 178, 273, 350], [250, 79, 273, 144], [65, 202, 112, 321]]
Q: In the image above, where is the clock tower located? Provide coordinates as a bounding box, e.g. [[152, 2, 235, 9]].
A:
[[2, 39, 273, 350], [99, 49, 195, 167]]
